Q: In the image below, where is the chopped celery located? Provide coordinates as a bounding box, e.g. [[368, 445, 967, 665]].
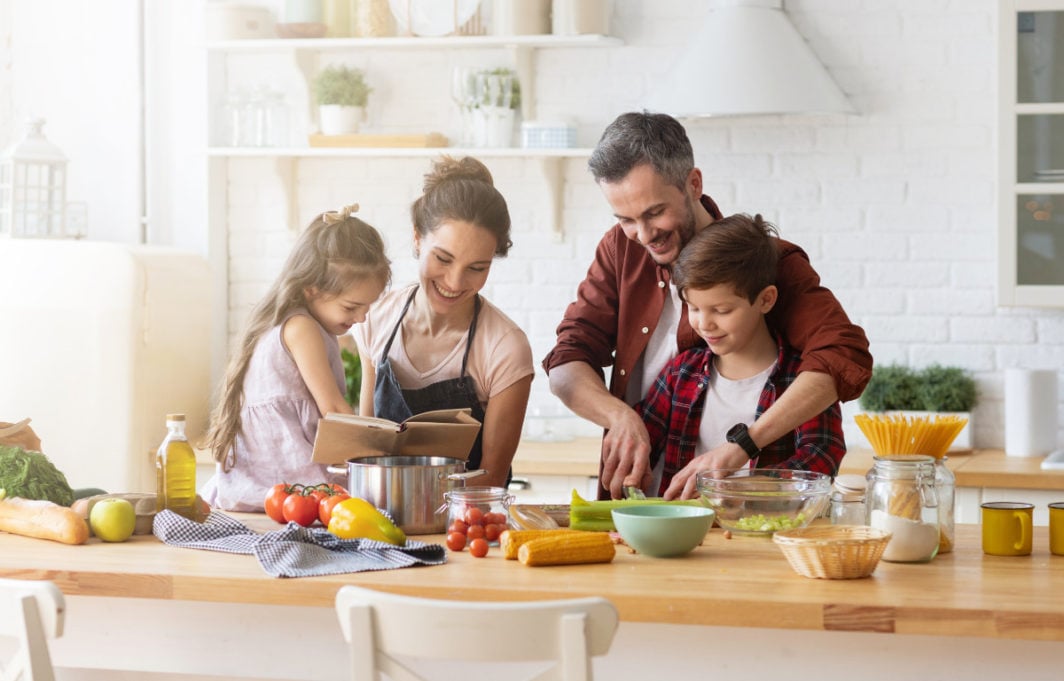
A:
[[568, 489, 704, 531]]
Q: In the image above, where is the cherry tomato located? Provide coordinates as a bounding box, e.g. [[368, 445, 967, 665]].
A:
[[469, 538, 489, 558], [448, 519, 469, 535], [282, 492, 319, 527], [484, 523, 502, 542], [464, 507, 485, 526], [446, 532, 467, 552], [319, 492, 350, 526], [466, 524, 486, 540], [264, 484, 290, 524]]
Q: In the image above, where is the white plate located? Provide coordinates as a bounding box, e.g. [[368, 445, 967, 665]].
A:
[[389, 0, 481, 37]]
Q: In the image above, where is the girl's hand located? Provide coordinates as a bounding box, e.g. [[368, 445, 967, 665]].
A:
[[662, 444, 748, 500]]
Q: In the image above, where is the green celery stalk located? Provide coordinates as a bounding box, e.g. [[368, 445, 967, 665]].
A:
[[568, 489, 705, 531]]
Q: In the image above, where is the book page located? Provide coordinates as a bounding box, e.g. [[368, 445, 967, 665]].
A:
[[323, 413, 400, 430]]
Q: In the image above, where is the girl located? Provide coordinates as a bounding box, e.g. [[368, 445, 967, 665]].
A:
[[352, 157, 534, 488], [202, 205, 390, 511]]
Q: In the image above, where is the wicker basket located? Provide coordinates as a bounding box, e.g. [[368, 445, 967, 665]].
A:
[[772, 525, 892, 579]]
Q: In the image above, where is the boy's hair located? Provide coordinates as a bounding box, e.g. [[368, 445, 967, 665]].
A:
[[412, 155, 512, 256], [672, 213, 779, 303], [588, 111, 694, 191], [204, 209, 391, 470]]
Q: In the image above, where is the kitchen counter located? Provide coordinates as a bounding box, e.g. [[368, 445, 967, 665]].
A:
[[3, 516, 1063, 679], [515, 439, 1064, 493]]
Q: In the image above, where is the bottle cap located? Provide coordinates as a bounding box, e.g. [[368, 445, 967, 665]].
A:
[[166, 413, 186, 421]]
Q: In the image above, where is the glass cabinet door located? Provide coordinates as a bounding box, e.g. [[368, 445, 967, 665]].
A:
[[999, 2, 1064, 305]]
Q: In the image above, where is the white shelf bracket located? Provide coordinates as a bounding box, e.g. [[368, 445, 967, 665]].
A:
[[273, 157, 300, 232], [537, 156, 565, 242], [508, 44, 536, 122]]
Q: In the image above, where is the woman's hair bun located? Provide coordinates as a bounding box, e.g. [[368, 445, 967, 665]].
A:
[[423, 155, 494, 193]]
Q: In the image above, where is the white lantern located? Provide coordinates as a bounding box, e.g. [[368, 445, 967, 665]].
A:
[[0, 119, 69, 238]]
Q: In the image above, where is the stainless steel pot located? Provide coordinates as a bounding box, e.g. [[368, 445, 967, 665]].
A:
[[327, 456, 486, 535]]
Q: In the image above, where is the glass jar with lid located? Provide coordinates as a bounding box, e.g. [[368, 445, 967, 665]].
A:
[[934, 457, 956, 553], [866, 455, 940, 563], [829, 473, 867, 525], [443, 486, 514, 545]]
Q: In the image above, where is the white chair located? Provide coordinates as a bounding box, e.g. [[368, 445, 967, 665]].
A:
[[0, 578, 65, 681], [335, 585, 618, 681]]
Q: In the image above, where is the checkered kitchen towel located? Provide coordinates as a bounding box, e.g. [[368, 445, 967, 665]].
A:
[[153, 510, 446, 578]]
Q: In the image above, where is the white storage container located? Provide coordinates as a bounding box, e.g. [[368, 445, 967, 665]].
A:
[[521, 120, 577, 149]]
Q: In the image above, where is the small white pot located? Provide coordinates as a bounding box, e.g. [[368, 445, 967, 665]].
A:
[[318, 105, 364, 135]]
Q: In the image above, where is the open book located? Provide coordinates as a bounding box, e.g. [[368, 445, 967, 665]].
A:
[[311, 408, 482, 463]]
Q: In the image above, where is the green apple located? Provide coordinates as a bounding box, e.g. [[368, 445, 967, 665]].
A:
[[89, 498, 137, 542]]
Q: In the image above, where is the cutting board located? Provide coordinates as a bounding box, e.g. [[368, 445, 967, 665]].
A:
[[308, 132, 449, 148]]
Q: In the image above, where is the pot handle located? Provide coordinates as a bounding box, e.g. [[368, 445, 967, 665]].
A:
[[447, 469, 488, 482], [326, 464, 347, 475]]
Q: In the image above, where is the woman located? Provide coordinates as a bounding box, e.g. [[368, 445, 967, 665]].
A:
[[352, 156, 534, 487]]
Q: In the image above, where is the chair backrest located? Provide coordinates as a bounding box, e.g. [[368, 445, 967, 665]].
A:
[[0, 578, 65, 681], [335, 585, 618, 681]]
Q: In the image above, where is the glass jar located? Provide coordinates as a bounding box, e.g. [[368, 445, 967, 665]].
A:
[[935, 457, 956, 553], [443, 486, 513, 545], [866, 455, 939, 563], [829, 473, 867, 525]]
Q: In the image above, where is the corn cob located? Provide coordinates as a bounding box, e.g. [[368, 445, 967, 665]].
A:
[[517, 531, 616, 567], [500, 528, 575, 560]]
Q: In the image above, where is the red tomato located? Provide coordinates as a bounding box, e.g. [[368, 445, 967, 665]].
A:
[[466, 524, 486, 540], [446, 532, 467, 552], [464, 507, 485, 526], [327, 483, 349, 495], [448, 519, 469, 535], [484, 523, 502, 542], [485, 512, 505, 526], [307, 487, 329, 505], [469, 538, 489, 558], [282, 492, 319, 527], [319, 492, 350, 526], [264, 484, 290, 523]]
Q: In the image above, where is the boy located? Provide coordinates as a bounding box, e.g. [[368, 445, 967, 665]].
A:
[[636, 214, 846, 499]]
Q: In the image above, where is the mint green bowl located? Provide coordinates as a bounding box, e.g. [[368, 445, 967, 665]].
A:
[[610, 505, 715, 558]]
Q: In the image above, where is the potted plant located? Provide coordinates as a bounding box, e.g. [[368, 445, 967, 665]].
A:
[[471, 67, 521, 147], [313, 65, 371, 135], [856, 363, 978, 450]]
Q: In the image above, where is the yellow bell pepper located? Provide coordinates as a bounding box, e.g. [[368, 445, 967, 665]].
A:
[[327, 497, 406, 546]]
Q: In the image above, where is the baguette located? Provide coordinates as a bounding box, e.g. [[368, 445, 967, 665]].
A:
[[0, 491, 89, 545]]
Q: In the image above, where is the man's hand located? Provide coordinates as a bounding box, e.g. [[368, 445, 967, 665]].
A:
[[600, 409, 652, 499], [662, 442, 749, 500]]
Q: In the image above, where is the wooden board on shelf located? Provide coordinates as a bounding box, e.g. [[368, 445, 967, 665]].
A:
[[308, 132, 449, 148]]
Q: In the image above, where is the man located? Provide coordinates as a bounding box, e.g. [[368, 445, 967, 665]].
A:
[[542, 112, 872, 500]]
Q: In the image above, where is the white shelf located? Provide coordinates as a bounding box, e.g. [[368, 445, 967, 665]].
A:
[[206, 146, 595, 158], [206, 34, 621, 53]]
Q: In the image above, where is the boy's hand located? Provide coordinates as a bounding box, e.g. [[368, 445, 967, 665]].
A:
[[662, 443, 750, 500]]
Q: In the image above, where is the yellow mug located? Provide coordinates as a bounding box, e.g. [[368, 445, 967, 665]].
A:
[[981, 502, 1033, 556], [1049, 502, 1064, 556]]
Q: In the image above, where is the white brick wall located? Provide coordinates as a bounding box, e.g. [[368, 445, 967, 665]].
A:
[[221, 0, 1063, 449]]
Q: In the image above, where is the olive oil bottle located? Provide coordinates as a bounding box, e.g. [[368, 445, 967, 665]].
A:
[[155, 413, 197, 519]]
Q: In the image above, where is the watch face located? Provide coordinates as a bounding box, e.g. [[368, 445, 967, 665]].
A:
[[727, 424, 746, 440]]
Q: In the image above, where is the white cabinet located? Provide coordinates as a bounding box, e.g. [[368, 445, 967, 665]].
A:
[[997, 2, 1064, 307]]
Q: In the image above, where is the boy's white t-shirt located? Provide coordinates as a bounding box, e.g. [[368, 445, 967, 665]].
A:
[[698, 361, 777, 453]]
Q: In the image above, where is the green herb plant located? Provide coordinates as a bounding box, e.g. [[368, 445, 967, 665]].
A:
[[341, 347, 362, 408], [0, 444, 75, 505], [313, 65, 371, 107], [859, 364, 977, 412]]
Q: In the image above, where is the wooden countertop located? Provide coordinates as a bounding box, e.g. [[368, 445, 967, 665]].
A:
[[513, 438, 1064, 493], [840, 448, 1064, 491], [2, 515, 1064, 641]]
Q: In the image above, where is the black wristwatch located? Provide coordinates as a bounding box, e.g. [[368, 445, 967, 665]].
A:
[[727, 423, 760, 459]]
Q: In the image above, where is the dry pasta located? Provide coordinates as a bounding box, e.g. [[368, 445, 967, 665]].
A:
[[855, 413, 968, 459]]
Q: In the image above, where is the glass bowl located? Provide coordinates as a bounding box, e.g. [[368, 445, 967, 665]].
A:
[[696, 469, 831, 536]]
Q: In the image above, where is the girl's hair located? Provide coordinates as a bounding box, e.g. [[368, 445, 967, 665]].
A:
[[204, 206, 390, 470], [411, 155, 512, 256], [673, 213, 779, 303], [588, 111, 695, 191]]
